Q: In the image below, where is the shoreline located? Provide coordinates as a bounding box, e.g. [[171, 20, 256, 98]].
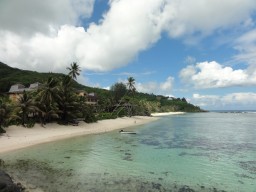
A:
[[151, 112, 186, 116], [0, 112, 185, 154], [0, 116, 158, 154]]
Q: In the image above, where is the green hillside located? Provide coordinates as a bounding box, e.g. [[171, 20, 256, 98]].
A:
[[0, 61, 108, 95], [0, 62, 204, 112]]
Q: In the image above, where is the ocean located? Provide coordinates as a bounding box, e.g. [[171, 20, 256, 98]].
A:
[[1, 112, 256, 192]]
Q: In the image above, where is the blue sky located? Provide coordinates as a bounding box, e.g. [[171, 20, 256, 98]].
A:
[[1, 0, 256, 110]]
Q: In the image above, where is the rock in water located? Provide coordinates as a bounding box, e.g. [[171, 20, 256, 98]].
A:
[[0, 170, 22, 192]]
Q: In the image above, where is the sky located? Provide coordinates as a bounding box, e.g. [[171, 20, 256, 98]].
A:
[[1, 0, 256, 110]]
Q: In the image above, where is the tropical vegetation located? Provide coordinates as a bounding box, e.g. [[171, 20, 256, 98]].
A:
[[0, 61, 204, 133]]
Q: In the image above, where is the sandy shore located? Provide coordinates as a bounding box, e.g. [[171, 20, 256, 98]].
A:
[[151, 112, 185, 116], [0, 116, 158, 154]]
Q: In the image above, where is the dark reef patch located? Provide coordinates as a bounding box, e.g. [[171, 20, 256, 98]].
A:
[[238, 161, 256, 174]]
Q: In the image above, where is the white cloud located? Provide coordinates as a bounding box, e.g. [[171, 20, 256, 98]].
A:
[[233, 29, 256, 68], [0, 0, 164, 72], [0, 0, 94, 36], [222, 92, 256, 105], [192, 93, 220, 107], [191, 92, 256, 109], [0, 26, 86, 72], [179, 61, 256, 89], [1, 0, 256, 73], [103, 86, 110, 90], [160, 76, 174, 91], [161, 0, 256, 39], [136, 76, 174, 95]]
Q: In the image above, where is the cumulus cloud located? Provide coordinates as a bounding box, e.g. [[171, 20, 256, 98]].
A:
[[1, 0, 256, 73], [191, 92, 256, 109], [0, 0, 94, 36], [0, 26, 86, 72], [161, 0, 256, 38], [192, 93, 221, 107], [136, 76, 174, 95], [0, 0, 163, 72], [179, 61, 256, 89]]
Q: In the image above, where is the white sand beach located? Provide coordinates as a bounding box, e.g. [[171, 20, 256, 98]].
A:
[[0, 116, 158, 154]]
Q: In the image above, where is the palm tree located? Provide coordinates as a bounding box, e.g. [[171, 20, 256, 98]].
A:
[[66, 62, 81, 80], [127, 77, 136, 95], [36, 102, 59, 126], [15, 91, 38, 127], [126, 77, 136, 116], [35, 77, 60, 125], [37, 77, 59, 105], [56, 76, 79, 123]]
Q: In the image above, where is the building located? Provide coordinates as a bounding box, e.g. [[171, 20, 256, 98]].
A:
[[87, 92, 98, 105], [8, 83, 99, 105], [76, 90, 98, 105], [8, 82, 41, 102]]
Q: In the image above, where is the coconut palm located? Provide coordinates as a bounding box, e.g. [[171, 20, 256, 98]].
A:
[[36, 102, 59, 126], [56, 75, 79, 123], [37, 77, 59, 105], [126, 77, 136, 116], [14, 91, 38, 127], [127, 77, 136, 95], [35, 77, 60, 125], [66, 62, 81, 80]]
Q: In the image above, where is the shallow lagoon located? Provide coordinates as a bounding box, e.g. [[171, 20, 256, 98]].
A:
[[1, 112, 256, 192]]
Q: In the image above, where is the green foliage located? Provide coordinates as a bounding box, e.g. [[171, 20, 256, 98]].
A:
[[56, 76, 80, 122], [126, 76, 136, 95], [80, 104, 97, 123], [0, 98, 11, 134], [83, 112, 97, 123], [25, 119, 36, 128], [0, 98, 13, 133], [110, 82, 127, 102], [0, 62, 204, 128], [0, 62, 107, 95], [0, 62, 63, 93], [97, 112, 117, 120], [67, 62, 81, 80], [14, 91, 38, 127]]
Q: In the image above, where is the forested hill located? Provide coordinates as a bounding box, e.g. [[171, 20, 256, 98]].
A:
[[0, 62, 204, 112], [0, 61, 103, 94]]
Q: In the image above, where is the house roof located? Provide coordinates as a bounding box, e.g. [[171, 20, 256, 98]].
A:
[[8, 83, 41, 93], [9, 84, 26, 93]]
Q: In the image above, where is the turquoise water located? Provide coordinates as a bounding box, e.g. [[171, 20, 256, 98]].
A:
[[1, 112, 256, 192]]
